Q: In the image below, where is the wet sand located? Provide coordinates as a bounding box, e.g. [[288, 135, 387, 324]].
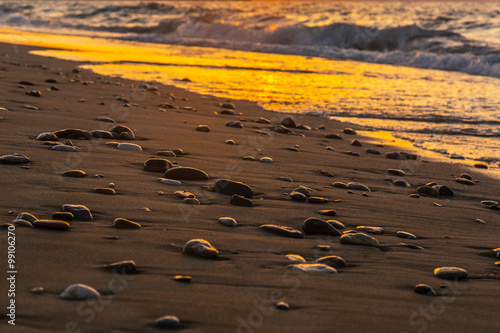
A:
[[0, 43, 499, 333]]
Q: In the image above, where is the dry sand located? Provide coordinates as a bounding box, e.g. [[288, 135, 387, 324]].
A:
[[0, 43, 499, 333]]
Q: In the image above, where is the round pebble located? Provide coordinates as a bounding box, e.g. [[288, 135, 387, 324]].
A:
[[60, 283, 99, 300], [112, 218, 141, 229], [434, 267, 468, 280], [219, 217, 237, 227], [183, 239, 218, 259], [260, 157, 273, 163]]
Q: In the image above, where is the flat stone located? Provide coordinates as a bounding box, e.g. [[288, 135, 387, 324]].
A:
[[417, 186, 439, 197], [343, 128, 357, 135], [220, 109, 235, 115], [293, 187, 311, 197], [325, 133, 343, 140], [144, 158, 172, 172], [366, 148, 380, 155], [332, 182, 348, 189], [61, 204, 93, 221], [105, 142, 120, 147], [316, 255, 346, 268], [397, 231, 416, 239], [226, 121, 243, 128], [52, 212, 74, 221], [274, 125, 291, 134], [183, 197, 200, 205], [196, 125, 210, 132], [62, 170, 86, 178], [230, 194, 254, 207], [434, 267, 467, 280], [213, 179, 253, 198], [260, 224, 303, 238], [386, 152, 406, 160], [281, 116, 296, 128], [340, 233, 379, 247], [394, 180, 411, 187], [290, 191, 307, 201], [400, 242, 424, 250], [347, 182, 371, 192], [93, 187, 116, 195], [459, 173, 472, 180], [481, 200, 498, 206], [173, 275, 191, 282], [183, 239, 218, 259], [110, 125, 135, 140], [225, 139, 236, 145], [113, 218, 141, 229], [60, 283, 100, 300], [285, 254, 306, 262], [290, 263, 337, 274], [16, 212, 37, 223], [103, 260, 137, 274], [387, 169, 406, 176], [414, 284, 437, 296], [279, 177, 293, 182], [96, 116, 116, 123], [327, 220, 345, 229], [156, 150, 176, 157], [90, 130, 114, 139], [356, 226, 384, 234], [219, 217, 237, 227], [11, 219, 33, 228], [159, 178, 182, 186], [165, 167, 209, 180], [456, 177, 474, 185], [117, 143, 142, 151], [318, 209, 337, 217], [276, 301, 290, 310], [52, 144, 77, 152], [36, 132, 58, 141], [221, 102, 235, 109], [308, 197, 328, 204], [317, 170, 334, 177], [474, 163, 488, 169], [174, 191, 196, 199], [33, 220, 70, 230], [0, 154, 30, 164], [155, 315, 181, 329], [260, 157, 273, 163], [243, 156, 255, 161], [302, 218, 340, 236], [53, 128, 92, 140], [296, 124, 311, 130], [256, 117, 271, 124]]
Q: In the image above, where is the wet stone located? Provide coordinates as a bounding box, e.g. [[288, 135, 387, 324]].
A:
[[196, 125, 210, 132], [225, 139, 236, 145], [343, 128, 357, 135], [243, 156, 255, 161], [316, 255, 346, 268], [156, 150, 176, 157], [387, 169, 406, 176], [183, 198, 200, 205], [60, 284, 100, 300], [103, 260, 137, 274], [332, 182, 348, 189], [213, 179, 253, 198], [52, 212, 74, 222], [90, 130, 114, 139], [293, 187, 311, 197], [11, 219, 33, 228], [260, 224, 303, 238], [165, 167, 209, 180], [36, 132, 58, 141], [61, 204, 93, 221], [276, 301, 290, 310], [302, 218, 340, 236], [417, 186, 439, 197], [144, 158, 172, 172], [96, 116, 115, 123], [0, 154, 30, 164], [347, 182, 371, 192], [155, 315, 181, 329], [481, 200, 498, 206], [340, 233, 379, 247], [356, 226, 384, 234], [386, 152, 406, 160], [394, 180, 411, 187], [183, 239, 218, 259], [434, 185, 453, 197], [173, 275, 191, 283], [62, 170, 86, 178], [318, 209, 337, 217], [93, 187, 116, 195], [281, 116, 296, 128], [308, 197, 328, 204], [220, 109, 235, 115], [366, 148, 380, 155], [33, 220, 70, 231], [256, 117, 271, 124], [16, 212, 37, 223], [53, 128, 92, 140], [474, 163, 488, 169], [459, 173, 472, 180], [325, 133, 343, 140], [113, 218, 141, 229], [159, 178, 182, 186], [110, 125, 135, 140], [221, 102, 235, 109], [327, 220, 345, 229], [286, 254, 306, 262], [230, 194, 254, 207], [456, 177, 474, 185], [117, 143, 142, 151], [397, 231, 416, 239], [414, 284, 437, 296], [290, 263, 337, 274], [52, 145, 77, 152], [434, 267, 467, 280], [219, 217, 237, 227], [290, 191, 307, 201], [260, 157, 273, 163]]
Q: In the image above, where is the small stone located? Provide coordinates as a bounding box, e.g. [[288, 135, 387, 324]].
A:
[[286, 254, 306, 262], [434, 185, 454, 197], [397, 231, 416, 239], [220, 109, 235, 115], [366, 148, 380, 155], [196, 125, 210, 132], [325, 134, 343, 140], [417, 186, 439, 197], [290, 263, 337, 274], [183, 239, 218, 259], [230, 194, 254, 207], [400, 242, 423, 250], [112, 218, 141, 229], [61, 204, 93, 221], [221, 102, 235, 109], [105, 142, 120, 147], [481, 200, 498, 206], [183, 197, 200, 205], [165, 167, 209, 180], [213, 179, 253, 198], [317, 170, 334, 177], [53, 128, 92, 140], [260, 157, 273, 163], [260, 224, 303, 238], [474, 163, 488, 169], [226, 121, 243, 128], [414, 284, 437, 296], [296, 124, 311, 130], [386, 152, 406, 160], [256, 117, 271, 124], [327, 220, 345, 229], [351, 139, 362, 147], [16, 212, 37, 223], [394, 180, 411, 187], [155, 150, 176, 157], [316, 245, 331, 251], [60, 283, 100, 300], [144, 158, 172, 172], [110, 125, 135, 140], [103, 260, 137, 274], [11, 219, 33, 228], [33, 220, 70, 230], [108, 183, 115, 188], [459, 173, 472, 180], [219, 217, 237, 227], [293, 187, 311, 197], [302, 217, 340, 236], [36, 132, 58, 141], [308, 197, 328, 204], [52, 144, 77, 152], [316, 255, 346, 268], [492, 248, 500, 259], [434, 267, 467, 280], [173, 275, 191, 282], [281, 116, 296, 128], [456, 177, 474, 185], [318, 209, 337, 217], [279, 177, 293, 182], [62, 170, 86, 178], [276, 301, 290, 310], [387, 169, 406, 176], [243, 156, 255, 161], [356, 226, 384, 234], [332, 182, 348, 189], [159, 178, 182, 186], [90, 130, 114, 139], [326, 146, 335, 151], [31, 287, 44, 294], [347, 182, 371, 192], [343, 151, 360, 157], [0, 154, 30, 164], [96, 116, 115, 123], [26, 90, 41, 97], [117, 143, 142, 151], [343, 128, 356, 135], [93, 187, 116, 195], [290, 191, 307, 201], [410, 194, 420, 198], [340, 233, 379, 247], [474, 218, 486, 224], [225, 139, 236, 145], [52, 212, 74, 222]]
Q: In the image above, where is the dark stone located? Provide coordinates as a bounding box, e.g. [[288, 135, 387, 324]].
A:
[[474, 163, 488, 169], [366, 148, 380, 155], [302, 218, 340, 236], [332, 182, 348, 189], [196, 125, 210, 132], [296, 124, 311, 130], [174, 191, 196, 199], [226, 121, 243, 128], [0, 154, 30, 164], [93, 188, 116, 195], [434, 185, 454, 197], [33, 220, 69, 230], [414, 284, 437, 296], [290, 191, 307, 201], [256, 117, 271, 124], [394, 180, 410, 187], [230, 194, 254, 207], [52, 212, 74, 222], [417, 186, 439, 197], [95, 116, 115, 123], [103, 260, 137, 274], [317, 170, 334, 177], [351, 140, 362, 147], [214, 179, 253, 198], [165, 167, 209, 180], [90, 130, 114, 139], [400, 152, 418, 160], [325, 133, 343, 139], [221, 102, 235, 109], [292, 187, 311, 197], [343, 128, 357, 135], [456, 177, 474, 185], [316, 255, 346, 268], [26, 90, 41, 97], [62, 170, 86, 178], [318, 210, 337, 217], [281, 116, 296, 128], [459, 173, 472, 180], [144, 158, 172, 172], [183, 239, 218, 259], [397, 231, 416, 239], [274, 125, 292, 134], [260, 224, 303, 238], [113, 218, 141, 229], [220, 109, 235, 115], [387, 169, 406, 176], [110, 125, 135, 140], [61, 204, 93, 221], [327, 220, 345, 229], [36, 132, 58, 141], [344, 151, 360, 157], [53, 128, 92, 140], [308, 197, 329, 204]]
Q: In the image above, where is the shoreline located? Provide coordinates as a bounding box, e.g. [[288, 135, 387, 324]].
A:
[[1, 41, 499, 333]]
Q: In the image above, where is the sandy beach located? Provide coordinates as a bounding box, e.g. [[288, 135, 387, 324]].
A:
[[1, 42, 499, 333]]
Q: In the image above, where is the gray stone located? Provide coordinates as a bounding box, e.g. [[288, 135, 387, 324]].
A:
[[434, 267, 467, 280], [183, 239, 218, 259], [318, 209, 336, 217], [397, 231, 416, 239], [456, 177, 474, 185], [290, 263, 337, 274], [196, 125, 210, 132], [61, 204, 93, 221], [110, 125, 135, 140], [213, 179, 253, 198], [366, 148, 380, 155], [356, 226, 384, 234], [16, 212, 37, 223], [219, 217, 237, 227], [0, 154, 30, 164], [308, 197, 328, 204], [36, 132, 58, 141], [103, 260, 137, 274], [347, 182, 371, 192], [340, 233, 379, 247], [417, 186, 439, 197]]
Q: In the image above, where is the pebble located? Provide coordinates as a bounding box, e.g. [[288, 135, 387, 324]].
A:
[[62, 170, 86, 178], [33, 220, 70, 230], [173, 275, 192, 282], [343, 128, 357, 135], [110, 125, 135, 140], [93, 187, 116, 195], [351, 139, 362, 147], [260, 157, 273, 163], [308, 197, 329, 204], [290, 263, 337, 274], [274, 125, 291, 134], [332, 182, 348, 189], [317, 170, 334, 177], [459, 173, 472, 180], [61, 204, 93, 220], [386, 152, 406, 160], [226, 121, 243, 128], [400, 242, 423, 250], [417, 186, 439, 197], [256, 117, 271, 124], [220, 109, 235, 115], [60, 283, 100, 300], [90, 130, 114, 139], [296, 124, 311, 130], [219, 217, 237, 227], [165, 167, 209, 180], [155, 315, 181, 329], [290, 191, 307, 201], [366, 148, 381, 155], [318, 209, 337, 217], [16, 212, 37, 223], [52, 212, 74, 221], [213, 179, 253, 198], [316, 255, 346, 268], [0, 154, 30, 164], [183, 198, 200, 205], [356, 226, 384, 234], [325, 133, 343, 140], [434, 267, 468, 280], [481, 200, 498, 206], [397, 231, 416, 239], [344, 151, 360, 157], [414, 284, 437, 296], [316, 245, 331, 251], [275, 301, 290, 310], [112, 218, 141, 229], [281, 116, 296, 128], [434, 185, 454, 197], [394, 180, 411, 187], [279, 177, 293, 182], [156, 150, 177, 157], [144, 158, 172, 172], [387, 169, 406, 176], [117, 143, 142, 151], [243, 156, 255, 161], [96, 116, 116, 123], [492, 248, 500, 259], [36, 132, 58, 141], [260, 224, 303, 238], [26, 90, 41, 97], [221, 102, 235, 109], [31, 287, 44, 294], [293, 187, 311, 197], [52, 144, 77, 152], [340, 233, 379, 247], [105, 142, 120, 147], [53, 128, 92, 140], [103, 260, 137, 274], [225, 139, 236, 145], [183, 239, 219, 259], [474, 218, 486, 224], [11, 219, 33, 228], [327, 220, 345, 229], [285, 254, 306, 262], [196, 125, 210, 132], [302, 217, 341, 236], [456, 177, 474, 185], [347, 182, 371, 192], [231, 194, 254, 207], [159, 178, 182, 186], [474, 163, 488, 169]]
